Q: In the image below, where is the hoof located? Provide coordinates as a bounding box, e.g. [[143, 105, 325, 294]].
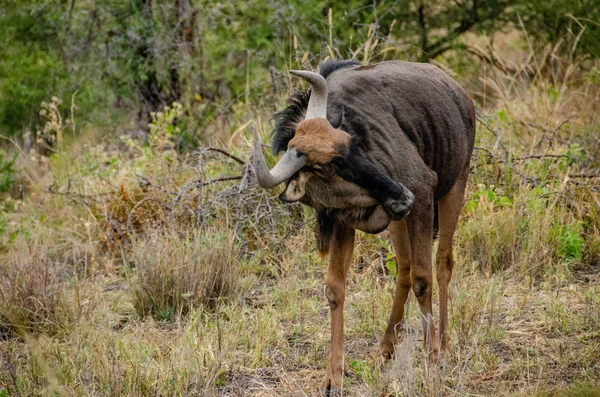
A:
[[376, 342, 395, 362], [379, 348, 394, 362], [321, 368, 344, 397], [321, 387, 342, 397], [378, 333, 398, 361], [321, 379, 343, 397], [383, 189, 414, 221]]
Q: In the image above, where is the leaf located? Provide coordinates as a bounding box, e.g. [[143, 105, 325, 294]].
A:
[[466, 200, 478, 213], [497, 196, 512, 207], [497, 109, 509, 123], [385, 259, 397, 279]]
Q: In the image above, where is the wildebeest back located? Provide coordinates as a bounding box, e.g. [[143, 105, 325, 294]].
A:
[[325, 61, 475, 202]]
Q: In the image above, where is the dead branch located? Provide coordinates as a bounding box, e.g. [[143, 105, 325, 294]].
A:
[[514, 154, 573, 161], [127, 197, 165, 233], [201, 147, 246, 165], [465, 45, 533, 77], [474, 116, 542, 186], [568, 172, 600, 178], [474, 147, 540, 185], [199, 176, 243, 186]]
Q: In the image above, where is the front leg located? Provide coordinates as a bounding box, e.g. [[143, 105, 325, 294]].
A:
[[335, 152, 414, 221], [322, 222, 355, 396], [406, 193, 439, 362]]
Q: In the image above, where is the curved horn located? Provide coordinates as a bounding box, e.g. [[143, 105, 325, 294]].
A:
[[289, 70, 328, 120], [253, 129, 307, 189]]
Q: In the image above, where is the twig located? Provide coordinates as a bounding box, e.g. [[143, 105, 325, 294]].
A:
[[475, 114, 544, 185], [568, 172, 600, 178], [199, 176, 243, 186], [514, 154, 573, 161], [473, 146, 541, 186], [47, 183, 112, 201], [532, 114, 577, 149], [519, 120, 551, 134], [476, 114, 510, 158], [197, 147, 246, 165], [70, 90, 78, 139], [127, 197, 165, 233], [540, 184, 600, 199], [168, 181, 199, 212]]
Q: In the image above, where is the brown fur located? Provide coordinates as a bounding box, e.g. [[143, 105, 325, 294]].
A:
[[288, 118, 350, 165], [379, 220, 412, 359], [323, 223, 355, 394]]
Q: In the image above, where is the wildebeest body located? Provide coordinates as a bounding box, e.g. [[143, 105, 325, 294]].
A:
[[255, 60, 476, 394], [323, 61, 475, 202]]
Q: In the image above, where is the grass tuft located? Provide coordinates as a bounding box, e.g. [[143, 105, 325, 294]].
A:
[[127, 229, 237, 321], [0, 237, 75, 339]]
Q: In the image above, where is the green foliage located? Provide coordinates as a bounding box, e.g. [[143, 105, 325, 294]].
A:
[[2, 0, 598, 138], [385, 240, 397, 280], [466, 184, 513, 213], [348, 359, 376, 384], [0, 1, 117, 135], [0, 0, 66, 133], [516, 0, 600, 59], [148, 102, 184, 151], [550, 222, 585, 263], [0, 150, 17, 194]]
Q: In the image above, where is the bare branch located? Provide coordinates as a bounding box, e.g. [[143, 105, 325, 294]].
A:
[[197, 147, 246, 165], [568, 172, 600, 178], [514, 154, 573, 161]]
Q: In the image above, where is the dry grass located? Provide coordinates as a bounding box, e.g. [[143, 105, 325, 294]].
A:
[[128, 229, 237, 321], [0, 29, 599, 396], [0, 236, 77, 339]]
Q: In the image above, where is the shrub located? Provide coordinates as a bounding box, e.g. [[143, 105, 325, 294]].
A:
[[0, 238, 74, 338], [128, 229, 236, 321], [460, 192, 520, 274]]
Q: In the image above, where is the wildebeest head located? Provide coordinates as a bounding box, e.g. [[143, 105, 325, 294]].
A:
[[253, 70, 352, 192], [253, 66, 414, 232]]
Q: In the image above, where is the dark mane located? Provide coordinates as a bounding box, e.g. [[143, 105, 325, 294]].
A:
[[272, 90, 310, 154], [271, 59, 361, 154], [316, 209, 336, 256], [319, 59, 361, 79]]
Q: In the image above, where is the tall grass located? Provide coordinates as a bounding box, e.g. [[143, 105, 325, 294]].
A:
[[128, 229, 237, 321], [0, 237, 75, 338]]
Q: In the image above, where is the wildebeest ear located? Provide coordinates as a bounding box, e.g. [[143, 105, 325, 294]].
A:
[[328, 106, 344, 129]]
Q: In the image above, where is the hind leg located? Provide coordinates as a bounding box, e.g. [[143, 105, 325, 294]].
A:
[[436, 168, 469, 351]]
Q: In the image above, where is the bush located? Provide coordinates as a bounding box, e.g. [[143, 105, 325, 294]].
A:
[[128, 229, 236, 321], [0, 238, 74, 338]]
